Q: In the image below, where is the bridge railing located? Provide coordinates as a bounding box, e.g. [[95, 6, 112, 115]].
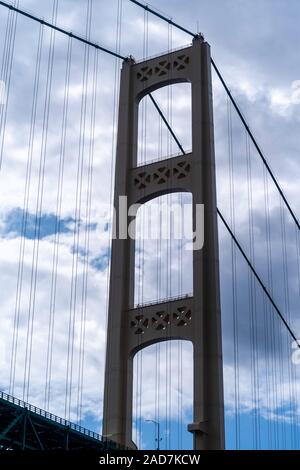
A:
[[0, 390, 117, 445], [133, 292, 193, 310]]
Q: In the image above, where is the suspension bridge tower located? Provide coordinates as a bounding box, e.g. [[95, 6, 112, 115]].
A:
[[103, 36, 224, 450]]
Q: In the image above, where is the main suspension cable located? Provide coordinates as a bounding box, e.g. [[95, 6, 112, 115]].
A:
[[128, 0, 300, 231], [147, 80, 300, 349], [217, 209, 300, 347], [1, 0, 298, 235], [0, 0, 297, 229], [0, 0, 126, 60]]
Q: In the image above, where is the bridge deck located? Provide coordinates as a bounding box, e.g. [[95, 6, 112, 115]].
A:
[[0, 391, 122, 451]]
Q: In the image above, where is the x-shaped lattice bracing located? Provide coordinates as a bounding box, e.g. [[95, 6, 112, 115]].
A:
[[131, 314, 149, 335], [173, 161, 190, 179], [136, 54, 190, 82], [173, 306, 192, 327], [137, 66, 153, 82], [134, 171, 151, 189], [131, 304, 192, 335], [153, 166, 170, 185], [173, 54, 189, 71]]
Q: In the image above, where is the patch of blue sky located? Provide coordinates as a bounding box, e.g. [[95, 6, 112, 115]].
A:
[[90, 249, 111, 272], [81, 415, 194, 450], [225, 408, 300, 449], [80, 413, 102, 439], [70, 245, 89, 258], [0, 208, 75, 240], [133, 417, 193, 450]]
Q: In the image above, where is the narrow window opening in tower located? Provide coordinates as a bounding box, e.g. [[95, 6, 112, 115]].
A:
[[134, 193, 193, 307], [137, 83, 192, 166], [132, 340, 193, 450]]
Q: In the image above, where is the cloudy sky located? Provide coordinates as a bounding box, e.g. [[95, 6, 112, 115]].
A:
[[0, 0, 299, 450]]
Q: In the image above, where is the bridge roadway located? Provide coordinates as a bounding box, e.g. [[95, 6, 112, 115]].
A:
[[0, 391, 123, 451]]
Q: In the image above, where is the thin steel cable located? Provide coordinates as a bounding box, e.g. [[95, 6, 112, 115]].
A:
[[9, 6, 41, 395], [44, 34, 72, 411], [218, 209, 300, 348], [148, 94, 185, 156], [73, 0, 95, 425], [139, 9, 148, 446], [154, 110, 162, 446], [2, 0, 298, 450], [0, 6, 11, 78], [134, 7, 149, 447], [179, 194, 184, 449], [279, 195, 294, 448], [0, 0, 18, 171], [212, 59, 300, 233], [143, 62, 300, 353], [23, 0, 58, 402], [296, 227, 300, 302], [157, 116, 163, 447], [77, 40, 99, 424], [294, 226, 300, 447], [245, 131, 260, 448], [263, 163, 279, 448], [165, 23, 170, 451], [129, 0, 300, 232], [0, 1, 126, 60], [262, 159, 272, 447], [168, 23, 173, 450], [273, 196, 287, 448], [0, 6, 12, 137], [148, 69, 300, 448], [0, 0, 297, 234], [129, 0, 196, 37], [9, 21, 44, 396], [65, 0, 92, 420], [219, 207, 300, 446], [279, 199, 297, 448], [0, 6, 12, 146], [133, 9, 144, 448], [227, 97, 240, 449]]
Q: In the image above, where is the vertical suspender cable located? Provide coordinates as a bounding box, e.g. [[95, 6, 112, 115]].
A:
[[44, 34, 72, 411], [74, 0, 94, 424], [0, 1, 18, 171], [263, 164, 279, 448], [0, 7, 12, 158], [245, 131, 260, 448], [227, 97, 240, 449], [65, 0, 92, 420], [294, 226, 300, 448], [279, 196, 294, 448], [9, 20, 43, 396], [77, 40, 99, 424], [262, 160, 271, 447], [23, 0, 58, 403]]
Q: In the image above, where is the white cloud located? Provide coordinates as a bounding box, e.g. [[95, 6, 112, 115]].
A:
[[270, 80, 300, 117]]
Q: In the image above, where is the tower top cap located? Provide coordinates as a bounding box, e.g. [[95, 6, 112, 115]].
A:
[[124, 55, 136, 65], [193, 32, 205, 42]]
